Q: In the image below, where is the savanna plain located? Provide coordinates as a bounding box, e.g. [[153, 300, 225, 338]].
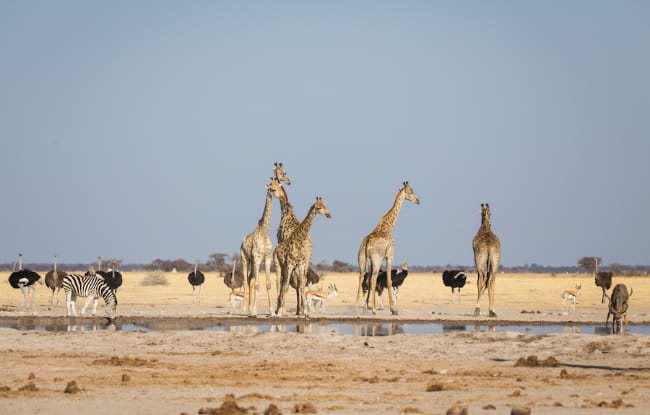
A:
[[1, 270, 649, 415]]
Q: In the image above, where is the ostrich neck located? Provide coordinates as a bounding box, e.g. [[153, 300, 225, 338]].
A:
[[374, 189, 405, 234]]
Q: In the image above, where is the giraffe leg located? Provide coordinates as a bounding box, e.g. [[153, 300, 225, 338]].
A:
[[297, 265, 308, 318], [355, 244, 368, 314], [487, 273, 497, 317], [263, 255, 273, 315], [474, 270, 485, 317], [385, 257, 397, 316], [275, 263, 291, 317], [272, 252, 282, 317], [248, 257, 260, 317], [240, 253, 249, 312], [487, 253, 499, 317]]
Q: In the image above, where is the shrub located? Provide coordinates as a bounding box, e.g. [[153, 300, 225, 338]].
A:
[[141, 271, 169, 286]]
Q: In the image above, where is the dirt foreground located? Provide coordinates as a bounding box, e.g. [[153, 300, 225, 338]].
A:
[[1, 271, 649, 415]]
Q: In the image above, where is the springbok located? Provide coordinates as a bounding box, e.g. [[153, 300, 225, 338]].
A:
[[228, 290, 245, 313], [561, 283, 582, 310], [305, 283, 340, 313]]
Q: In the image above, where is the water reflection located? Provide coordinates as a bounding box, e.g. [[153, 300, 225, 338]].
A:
[[0, 317, 647, 336]]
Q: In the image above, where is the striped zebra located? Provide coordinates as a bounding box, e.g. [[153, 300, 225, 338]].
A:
[[62, 272, 117, 321]]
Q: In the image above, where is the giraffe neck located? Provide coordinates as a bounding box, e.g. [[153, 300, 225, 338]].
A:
[[290, 204, 317, 243], [258, 190, 273, 230], [373, 188, 405, 234], [277, 186, 300, 241], [479, 215, 491, 233]]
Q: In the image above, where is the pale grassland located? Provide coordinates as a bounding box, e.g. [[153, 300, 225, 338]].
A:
[[0, 270, 648, 323]]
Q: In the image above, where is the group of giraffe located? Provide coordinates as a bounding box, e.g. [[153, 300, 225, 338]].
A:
[[239, 163, 331, 317], [239, 162, 502, 318]]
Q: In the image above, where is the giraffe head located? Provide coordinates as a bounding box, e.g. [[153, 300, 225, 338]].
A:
[[480, 203, 492, 226], [273, 162, 291, 185], [314, 197, 332, 218], [267, 177, 284, 199], [402, 181, 420, 205]]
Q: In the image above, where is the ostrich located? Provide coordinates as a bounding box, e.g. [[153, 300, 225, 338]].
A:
[[442, 270, 468, 304], [8, 252, 41, 309], [223, 259, 246, 309], [290, 267, 320, 290], [96, 261, 123, 291], [595, 271, 613, 304], [45, 254, 67, 306], [605, 284, 633, 332], [362, 263, 409, 309], [188, 260, 205, 304], [223, 259, 245, 290]]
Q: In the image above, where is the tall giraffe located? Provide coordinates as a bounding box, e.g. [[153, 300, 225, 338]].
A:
[[274, 197, 331, 317], [239, 179, 276, 316], [273, 162, 291, 186], [355, 182, 420, 315], [472, 203, 501, 317]]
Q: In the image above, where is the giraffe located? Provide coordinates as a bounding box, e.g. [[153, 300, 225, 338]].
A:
[[472, 203, 501, 317], [273, 162, 291, 186], [239, 179, 276, 316], [274, 197, 331, 317], [355, 182, 420, 315]]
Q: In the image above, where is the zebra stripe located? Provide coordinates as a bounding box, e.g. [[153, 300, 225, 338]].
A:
[[62, 273, 117, 320]]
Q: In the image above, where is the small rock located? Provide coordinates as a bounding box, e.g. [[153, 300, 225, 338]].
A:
[[482, 404, 496, 410], [511, 407, 531, 415], [122, 374, 131, 382], [293, 402, 316, 413], [18, 382, 38, 392], [560, 369, 569, 379], [446, 405, 468, 415], [426, 383, 445, 392], [64, 381, 81, 394], [28, 373, 36, 380], [264, 404, 283, 415]]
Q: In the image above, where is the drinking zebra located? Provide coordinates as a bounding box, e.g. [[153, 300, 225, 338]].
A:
[[62, 272, 117, 322]]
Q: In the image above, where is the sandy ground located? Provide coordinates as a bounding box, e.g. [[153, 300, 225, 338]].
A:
[[0, 270, 649, 414]]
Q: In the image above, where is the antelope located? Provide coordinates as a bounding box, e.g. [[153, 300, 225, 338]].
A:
[[561, 283, 582, 310], [228, 290, 245, 313], [306, 283, 340, 313]]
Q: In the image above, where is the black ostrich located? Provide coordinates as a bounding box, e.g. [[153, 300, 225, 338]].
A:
[[97, 261, 123, 291], [289, 267, 320, 290], [442, 270, 468, 304], [44, 254, 66, 306], [595, 271, 613, 304], [222, 259, 245, 291], [188, 260, 205, 304], [362, 263, 409, 309], [8, 253, 41, 309]]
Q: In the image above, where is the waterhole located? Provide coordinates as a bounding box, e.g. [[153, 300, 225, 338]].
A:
[[0, 316, 646, 335]]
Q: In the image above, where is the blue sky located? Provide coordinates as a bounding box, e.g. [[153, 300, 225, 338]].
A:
[[1, 1, 649, 267]]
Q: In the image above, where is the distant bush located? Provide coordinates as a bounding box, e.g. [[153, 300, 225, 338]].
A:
[[141, 271, 169, 286]]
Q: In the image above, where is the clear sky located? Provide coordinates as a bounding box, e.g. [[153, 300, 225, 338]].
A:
[[1, 1, 649, 267]]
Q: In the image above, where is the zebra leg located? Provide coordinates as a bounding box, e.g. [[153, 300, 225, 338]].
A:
[[92, 297, 99, 316], [69, 294, 78, 317], [80, 296, 94, 315]]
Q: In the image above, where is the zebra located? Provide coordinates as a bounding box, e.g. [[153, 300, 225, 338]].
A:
[[62, 272, 117, 321]]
